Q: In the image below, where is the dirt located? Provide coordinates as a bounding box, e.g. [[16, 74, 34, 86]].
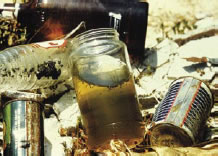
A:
[[1, 0, 218, 155], [146, 0, 218, 47], [36, 61, 61, 80], [140, 1, 218, 155]]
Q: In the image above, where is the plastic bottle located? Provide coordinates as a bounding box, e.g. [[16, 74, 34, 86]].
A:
[[0, 28, 119, 91]]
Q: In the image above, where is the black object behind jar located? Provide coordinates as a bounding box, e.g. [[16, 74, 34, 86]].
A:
[[16, 0, 149, 56]]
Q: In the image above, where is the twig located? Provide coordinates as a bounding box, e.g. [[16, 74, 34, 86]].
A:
[[27, 24, 46, 43], [63, 21, 86, 40]]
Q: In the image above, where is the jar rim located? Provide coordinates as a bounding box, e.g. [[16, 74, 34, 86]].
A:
[[74, 28, 119, 40], [71, 39, 126, 58], [71, 28, 119, 46]]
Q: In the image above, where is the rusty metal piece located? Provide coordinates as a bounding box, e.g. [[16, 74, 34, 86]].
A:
[[2, 92, 44, 156], [183, 57, 208, 63], [174, 25, 218, 46], [150, 77, 213, 147], [183, 56, 218, 65], [1, 91, 44, 102]]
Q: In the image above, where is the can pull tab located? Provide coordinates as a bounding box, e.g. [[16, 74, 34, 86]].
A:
[[109, 12, 122, 31]]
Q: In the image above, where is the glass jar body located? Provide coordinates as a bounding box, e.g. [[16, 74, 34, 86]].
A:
[[72, 29, 144, 150]]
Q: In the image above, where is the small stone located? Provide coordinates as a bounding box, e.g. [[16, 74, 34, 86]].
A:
[[144, 39, 178, 68], [53, 90, 77, 115], [58, 104, 81, 129], [44, 117, 66, 156], [44, 137, 65, 156], [139, 96, 158, 110]]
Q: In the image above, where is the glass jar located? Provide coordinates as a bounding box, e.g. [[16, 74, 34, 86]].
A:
[[72, 28, 145, 150]]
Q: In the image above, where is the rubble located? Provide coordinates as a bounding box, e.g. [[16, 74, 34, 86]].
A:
[[53, 90, 81, 135], [152, 146, 218, 156], [44, 116, 78, 156], [0, 17, 26, 50], [134, 10, 218, 154], [58, 103, 80, 131], [44, 117, 65, 156], [173, 17, 218, 46], [143, 39, 178, 68], [53, 90, 77, 115], [0, 0, 217, 155], [42, 1, 218, 155], [167, 36, 218, 82], [138, 34, 218, 102]]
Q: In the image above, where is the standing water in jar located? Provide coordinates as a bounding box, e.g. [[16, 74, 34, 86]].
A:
[[73, 41, 144, 150]]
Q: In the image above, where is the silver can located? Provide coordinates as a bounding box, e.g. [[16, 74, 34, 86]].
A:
[[2, 91, 44, 156], [150, 77, 213, 147]]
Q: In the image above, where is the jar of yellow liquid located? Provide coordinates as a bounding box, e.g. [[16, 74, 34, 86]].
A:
[[72, 28, 145, 150]]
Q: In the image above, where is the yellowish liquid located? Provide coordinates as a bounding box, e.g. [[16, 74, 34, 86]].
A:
[[73, 55, 144, 150]]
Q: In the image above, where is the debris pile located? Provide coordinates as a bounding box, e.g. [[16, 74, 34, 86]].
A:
[[0, 17, 26, 50], [40, 16, 218, 155], [0, 0, 218, 155]]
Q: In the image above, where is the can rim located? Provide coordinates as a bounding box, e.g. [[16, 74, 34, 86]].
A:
[[2, 91, 44, 101], [1, 91, 44, 108], [149, 122, 194, 147], [2, 99, 43, 108]]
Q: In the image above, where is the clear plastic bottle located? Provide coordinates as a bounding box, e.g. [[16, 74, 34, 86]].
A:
[[0, 28, 119, 91]]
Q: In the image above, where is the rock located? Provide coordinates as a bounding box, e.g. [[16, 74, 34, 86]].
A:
[[132, 64, 144, 78], [173, 21, 218, 46], [44, 113, 77, 155], [58, 103, 81, 129], [138, 39, 178, 96], [168, 36, 218, 81], [178, 35, 218, 59], [44, 137, 66, 156], [195, 13, 211, 20], [51, 89, 81, 130], [195, 17, 218, 29], [155, 38, 179, 50], [44, 136, 74, 156], [167, 57, 215, 81], [44, 117, 65, 156], [144, 39, 178, 68], [135, 39, 178, 109], [138, 96, 158, 110], [138, 61, 172, 97], [53, 90, 77, 115], [44, 104, 55, 118]]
